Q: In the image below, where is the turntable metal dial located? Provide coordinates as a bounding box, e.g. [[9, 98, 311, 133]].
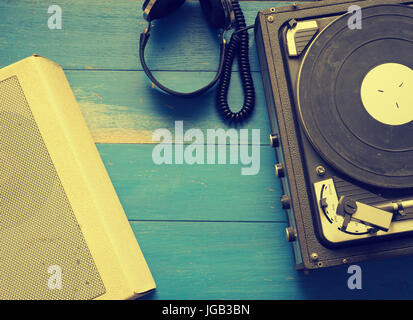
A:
[[314, 179, 370, 237]]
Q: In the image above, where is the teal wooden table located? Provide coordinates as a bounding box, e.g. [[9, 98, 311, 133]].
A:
[[1, 0, 413, 300]]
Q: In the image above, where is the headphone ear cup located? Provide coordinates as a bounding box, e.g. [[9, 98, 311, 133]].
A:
[[199, 0, 230, 29], [143, 0, 186, 21]]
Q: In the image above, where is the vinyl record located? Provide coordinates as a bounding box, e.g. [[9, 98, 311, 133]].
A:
[[298, 4, 413, 189]]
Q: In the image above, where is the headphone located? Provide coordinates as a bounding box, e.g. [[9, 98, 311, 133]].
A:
[[139, 0, 255, 123]]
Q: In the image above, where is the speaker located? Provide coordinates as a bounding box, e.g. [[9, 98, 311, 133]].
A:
[[0, 56, 155, 300]]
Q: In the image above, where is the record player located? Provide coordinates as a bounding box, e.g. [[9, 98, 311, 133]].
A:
[[255, 0, 413, 270]]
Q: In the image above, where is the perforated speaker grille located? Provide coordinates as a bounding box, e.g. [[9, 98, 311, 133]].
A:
[[0, 76, 105, 300]]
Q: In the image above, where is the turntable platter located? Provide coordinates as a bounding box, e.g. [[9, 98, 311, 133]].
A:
[[298, 4, 413, 189]]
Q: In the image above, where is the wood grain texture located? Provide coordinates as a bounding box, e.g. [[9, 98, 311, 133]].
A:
[[0, 0, 293, 71], [132, 221, 413, 299], [3, 0, 409, 300], [0, 0, 279, 144], [97, 144, 283, 222], [67, 70, 271, 144]]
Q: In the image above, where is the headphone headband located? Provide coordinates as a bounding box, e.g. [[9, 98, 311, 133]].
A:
[[143, 0, 157, 21], [139, 22, 227, 98], [139, 0, 256, 123]]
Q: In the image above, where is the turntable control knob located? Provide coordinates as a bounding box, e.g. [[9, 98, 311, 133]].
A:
[[275, 163, 285, 178], [269, 133, 280, 148], [281, 195, 291, 209], [285, 227, 297, 242]]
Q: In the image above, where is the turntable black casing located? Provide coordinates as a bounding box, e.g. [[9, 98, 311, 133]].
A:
[[255, 0, 413, 271]]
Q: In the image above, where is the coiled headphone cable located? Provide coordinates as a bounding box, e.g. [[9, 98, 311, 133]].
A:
[[216, 0, 255, 123], [139, 0, 255, 124]]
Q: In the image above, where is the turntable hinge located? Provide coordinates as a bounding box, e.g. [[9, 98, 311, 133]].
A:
[[286, 20, 319, 57]]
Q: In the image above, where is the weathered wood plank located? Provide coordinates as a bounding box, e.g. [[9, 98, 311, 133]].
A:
[[98, 144, 283, 222], [4, 0, 413, 301], [131, 221, 413, 299], [67, 70, 271, 144], [0, 0, 293, 71]]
